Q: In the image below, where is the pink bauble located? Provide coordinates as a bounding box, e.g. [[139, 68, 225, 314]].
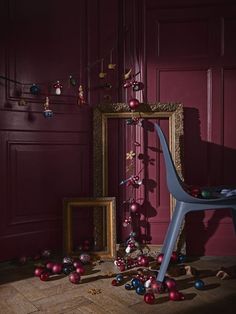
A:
[[69, 271, 81, 284], [130, 202, 139, 213], [40, 272, 50, 281], [34, 266, 45, 277], [79, 253, 91, 264], [165, 278, 177, 291], [169, 290, 184, 301], [73, 259, 83, 268], [52, 263, 63, 274], [128, 98, 140, 110], [139, 256, 149, 267], [156, 253, 164, 264], [151, 280, 165, 294], [76, 265, 85, 275], [46, 261, 54, 271], [171, 251, 178, 263], [144, 292, 155, 304]]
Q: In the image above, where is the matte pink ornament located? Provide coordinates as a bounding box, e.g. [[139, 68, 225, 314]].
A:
[[69, 271, 81, 284], [144, 292, 155, 304], [169, 290, 185, 301], [128, 98, 140, 110]]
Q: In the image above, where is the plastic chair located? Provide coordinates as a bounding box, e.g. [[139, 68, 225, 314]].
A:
[[155, 123, 236, 283]]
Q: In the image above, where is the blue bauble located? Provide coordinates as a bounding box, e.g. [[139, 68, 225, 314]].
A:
[[62, 265, 74, 275], [116, 274, 124, 283], [131, 278, 141, 288], [43, 110, 53, 118], [30, 84, 40, 95], [194, 279, 205, 290], [136, 285, 146, 295], [125, 283, 133, 290], [178, 254, 186, 264]]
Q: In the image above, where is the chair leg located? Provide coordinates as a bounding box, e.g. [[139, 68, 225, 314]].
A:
[[157, 203, 186, 283]]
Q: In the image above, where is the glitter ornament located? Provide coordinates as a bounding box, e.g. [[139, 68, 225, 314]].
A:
[[79, 253, 90, 264], [69, 271, 81, 284], [63, 256, 74, 265], [128, 98, 140, 110], [144, 292, 155, 304], [194, 279, 205, 290]]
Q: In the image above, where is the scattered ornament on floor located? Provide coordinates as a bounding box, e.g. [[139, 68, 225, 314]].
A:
[[52, 263, 63, 274], [164, 277, 177, 290], [136, 285, 146, 295], [144, 292, 155, 304], [40, 271, 50, 281], [69, 271, 81, 284], [111, 279, 118, 286], [128, 98, 140, 110], [194, 279, 205, 290], [30, 84, 40, 95], [43, 96, 53, 118], [115, 274, 124, 283], [156, 253, 164, 264], [79, 252, 91, 264], [169, 290, 185, 301], [78, 85, 86, 105], [34, 266, 45, 277], [53, 81, 62, 95]]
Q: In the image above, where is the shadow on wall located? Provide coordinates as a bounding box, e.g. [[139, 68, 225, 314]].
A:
[[183, 107, 236, 256]]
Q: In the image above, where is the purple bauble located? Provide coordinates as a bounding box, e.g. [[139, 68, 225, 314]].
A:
[[69, 271, 81, 284], [144, 292, 155, 304], [130, 202, 139, 213]]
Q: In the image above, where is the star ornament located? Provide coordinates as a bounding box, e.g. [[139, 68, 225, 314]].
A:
[[126, 150, 136, 160]]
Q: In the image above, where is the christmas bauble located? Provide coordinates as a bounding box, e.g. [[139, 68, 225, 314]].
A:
[[76, 265, 85, 275], [63, 256, 74, 265], [144, 292, 155, 304], [45, 261, 54, 272], [116, 274, 124, 283], [131, 278, 142, 288], [34, 266, 45, 277], [178, 254, 186, 263], [30, 84, 40, 95], [43, 110, 53, 118], [139, 256, 149, 267], [52, 263, 63, 274], [169, 290, 184, 301], [73, 259, 83, 268], [130, 202, 139, 213], [111, 279, 118, 286], [69, 271, 80, 284], [136, 285, 146, 295], [128, 98, 140, 110], [150, 280, 165, 294], [171, 251, 179, 263], [62, 265, 74, 275], [40, 271, 50, 281], [125, 283, 133, 290], [194, 279, 205, 290], [79, 253, 90, 264], [132, 81, 144, 92], [164, 278, 177, 291], [156, 253, 164, 264]]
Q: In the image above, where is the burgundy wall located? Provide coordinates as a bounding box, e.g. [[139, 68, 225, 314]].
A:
[[1, 0, 236, 261]]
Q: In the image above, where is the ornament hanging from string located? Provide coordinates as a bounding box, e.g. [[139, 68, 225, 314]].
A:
[[108, 49, 116, 70], [78, 85, 86, 105], [99, 59, 107, 79], [69, 75, 77, 87], [53, 81, 62, 95], [43, 97, 53, 118]]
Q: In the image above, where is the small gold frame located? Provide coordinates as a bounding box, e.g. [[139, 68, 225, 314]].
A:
[[63, 197, 116, 260]]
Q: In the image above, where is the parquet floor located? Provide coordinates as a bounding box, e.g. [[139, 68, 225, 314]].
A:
[[0, 256, 236, 314]]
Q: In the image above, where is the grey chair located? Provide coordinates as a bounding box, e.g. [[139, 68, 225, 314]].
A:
[[155, 123, 236, 283]]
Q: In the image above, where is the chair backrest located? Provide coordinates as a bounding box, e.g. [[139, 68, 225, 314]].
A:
[[155, 123, 194, 202]]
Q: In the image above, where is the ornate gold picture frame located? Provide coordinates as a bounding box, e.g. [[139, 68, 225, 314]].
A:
[[63, 197, 116, 260]]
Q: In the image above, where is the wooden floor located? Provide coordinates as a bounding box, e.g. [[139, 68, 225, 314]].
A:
[[0, 256, 236, 314]]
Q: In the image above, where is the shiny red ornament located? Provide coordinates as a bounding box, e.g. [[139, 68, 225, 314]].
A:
[[128, 98, 140, 110], [165, 278, 177, 291], [144, 292, 155, 304], [130, 201, 139, 213], [169, 290, 185, 301], [52, 263, 63, 274], [40, 272, 50, 281], [34, 266, 45, 277], [76, 265, 85, 275], [46, 261, 54, 271], [73, 259, 83, 268], [156, 253, 164, 264], [111, 279, 118, 286], [150, 280, 165, 294], [139, 256, 149, 267], [69, 271, 81, 284], [171, 251, 179, 263]]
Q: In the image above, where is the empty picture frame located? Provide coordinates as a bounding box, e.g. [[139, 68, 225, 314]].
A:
[[63, 197, 116, 260]]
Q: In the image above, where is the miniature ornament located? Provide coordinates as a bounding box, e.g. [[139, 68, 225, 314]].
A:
[[63, 265, 74, 275], [78, 85, 86, 105], [34, 266, 45, 277], [52, 263, 63, 274], [164, 277, 177, 291], [136, 285, 146, 295], [40, 271, 50, 281], [194, 279, 205, 290], [108, 49, 116, 69], [128, 98, 140, 110], [43, 96, 53, 118], [79, 252, 90, 264], [75, 265, 85, 275], [63, 256, 74, 265], [99, 59, 107, 78], [30, 84, 40, 95], [144, 292, 155, 304], [69, 271, 81, 284], [169, 290, 185, 301], [53, 81, 62, 95], [130, 200, 139, 213]]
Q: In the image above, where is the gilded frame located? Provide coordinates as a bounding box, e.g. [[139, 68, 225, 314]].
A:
[[63, 197, 116, 260]]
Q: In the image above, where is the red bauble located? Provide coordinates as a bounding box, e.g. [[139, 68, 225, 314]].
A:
[[34, 266, 45, 277], [40, 272, 50, 281], [128, 98, 140, 110], [151, 280, 165, 294], [119, 264, 126, 272], [144, 292, 155, 304], [169, 290, 185, 301], [139, 256, 149, 267], [76, 265, 85, 275], [52, 263, 63, 274], [156, 253, 164, 264], [130, 202, 139, 213], [111, 279, 118, 286], [69, 271, 81, 284], [165, 278, 177, 291], [73, 259, 83, 268], [46, 261, 54, 271], [171, 251, 178, 263]]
